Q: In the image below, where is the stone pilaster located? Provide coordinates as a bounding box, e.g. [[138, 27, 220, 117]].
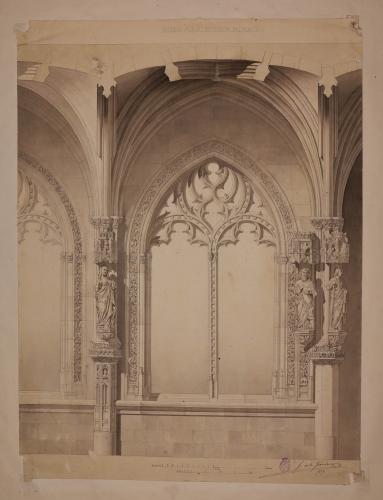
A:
[[309, 217, 349, 459], [90, 216, 123, 455], [288, 232, 320, 400]]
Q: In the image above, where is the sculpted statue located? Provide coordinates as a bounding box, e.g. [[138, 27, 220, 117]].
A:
[[96, 265, 117, 338], [295, 267, 317, 330], [327, 267, 347, 331]]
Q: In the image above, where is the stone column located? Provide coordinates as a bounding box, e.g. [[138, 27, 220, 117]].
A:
[[310, 217, 349, 459], [90, 216, 122, 455], [314, 362, 339, 459]]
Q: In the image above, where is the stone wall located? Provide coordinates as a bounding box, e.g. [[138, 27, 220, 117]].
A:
[[120, 414, 315, 459], [20, 408, 93, 455]]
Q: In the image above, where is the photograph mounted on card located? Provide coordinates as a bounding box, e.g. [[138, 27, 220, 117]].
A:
[[17, 17, 362, 484]]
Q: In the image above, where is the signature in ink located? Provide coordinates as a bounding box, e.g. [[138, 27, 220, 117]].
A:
[[259, 459, 342, 479]]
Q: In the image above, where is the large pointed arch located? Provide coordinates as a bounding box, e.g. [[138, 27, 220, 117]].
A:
[[123, 139, 297, 398], [18, 152, 84, 387]]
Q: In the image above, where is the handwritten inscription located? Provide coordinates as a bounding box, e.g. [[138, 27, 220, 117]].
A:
[[151, 459, 349, 482]]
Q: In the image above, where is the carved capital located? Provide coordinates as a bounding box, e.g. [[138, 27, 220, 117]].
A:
[[288, 232, 320, 264], [311, 217, 343, 232], [311, 218, 349, 264], [91, 216, 123, 264]]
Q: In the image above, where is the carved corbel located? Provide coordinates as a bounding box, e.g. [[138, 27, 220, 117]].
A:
[[319, 66, 338, 98], [91, 58, 116, 97]]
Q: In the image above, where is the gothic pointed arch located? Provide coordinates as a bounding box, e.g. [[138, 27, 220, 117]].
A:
[[124, 140, 297, 398], [18, 152, 84, 387]]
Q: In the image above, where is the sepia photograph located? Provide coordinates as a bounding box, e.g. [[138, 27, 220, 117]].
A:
[[14, 15, 364, 486]]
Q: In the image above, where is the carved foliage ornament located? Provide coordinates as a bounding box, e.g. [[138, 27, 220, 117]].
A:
[[127, 142, 295, 391], [150, 162, 275, 251], [18, 154, 84, 383]]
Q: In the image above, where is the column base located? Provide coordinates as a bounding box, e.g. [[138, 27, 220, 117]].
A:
[[93, 431, 116, 455]]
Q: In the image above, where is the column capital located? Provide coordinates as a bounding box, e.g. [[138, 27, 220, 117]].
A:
[[311, 217, 343, 232], [288, 232, 320, 265], [311, 218, 349, 264], [90, 215, 124, 265]]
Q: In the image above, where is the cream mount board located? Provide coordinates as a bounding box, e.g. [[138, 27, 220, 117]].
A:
[[17, 17, 362, 484]]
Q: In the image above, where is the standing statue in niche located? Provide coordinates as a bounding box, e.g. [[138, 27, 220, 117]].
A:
[[327, 267, 347, 331], [96, 265, 117, 340], [295, 267, 317, 330]]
